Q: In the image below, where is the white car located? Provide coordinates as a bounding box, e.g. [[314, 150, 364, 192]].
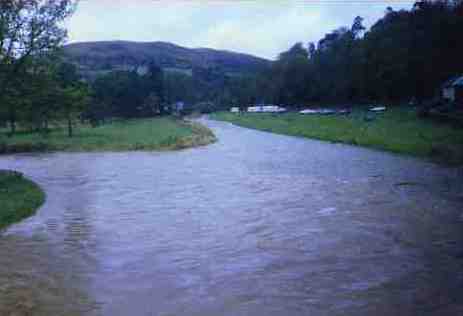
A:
[[299, 108, 336, 115], [369, 106, 387, 112], [300, 109, 320, 114], [247, 105, 286, 113]]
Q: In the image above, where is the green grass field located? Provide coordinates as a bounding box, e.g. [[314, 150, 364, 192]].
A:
[[0, 171, 45, 230], [211, 108, 463, 165], [0, 117, 216, 154]]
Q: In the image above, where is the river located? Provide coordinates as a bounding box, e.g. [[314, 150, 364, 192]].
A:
[[0, 118, 462, 315]]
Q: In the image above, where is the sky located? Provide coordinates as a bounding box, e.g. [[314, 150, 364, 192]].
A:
[[67, 0, 415, 60]]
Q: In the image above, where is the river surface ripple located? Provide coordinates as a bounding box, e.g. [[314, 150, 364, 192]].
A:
[[0, 118, 462, 316]]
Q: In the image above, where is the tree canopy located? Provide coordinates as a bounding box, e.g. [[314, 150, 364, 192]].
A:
[[0, 0, 77, 135], [220, 0, 463, 109]]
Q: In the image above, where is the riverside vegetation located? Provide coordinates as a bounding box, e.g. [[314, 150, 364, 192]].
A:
[[211, 108, 463, 165], [0, 118, 216, 154], [0, 170, 45, 230]]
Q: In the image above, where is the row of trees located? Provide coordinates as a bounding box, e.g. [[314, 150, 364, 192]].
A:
[[88, 65, 235, 120], [4, 0, 460, 131], [0, 1, 193, 135], [89, 63, 164, 122], [222, 0, 463, 108], [0, 0, 88, 137], [0, 0, 176, 136]]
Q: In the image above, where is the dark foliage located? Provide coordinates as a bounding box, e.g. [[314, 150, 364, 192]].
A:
[[226, 0, 463, 109], [90, 63, 165, 121]]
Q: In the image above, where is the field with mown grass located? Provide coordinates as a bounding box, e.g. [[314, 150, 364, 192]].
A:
[[211, 108, 463, 165], [0, 170, 45, 230], [0, 117, 216, 154]]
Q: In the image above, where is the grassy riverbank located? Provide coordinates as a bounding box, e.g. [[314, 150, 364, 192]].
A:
[[0, 171, 45, 230], [211, 108, 463, 165], [0, 117, 216, 154]]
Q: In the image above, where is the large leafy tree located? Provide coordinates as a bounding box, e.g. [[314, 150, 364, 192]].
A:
[[0, 0, 76, 134], [16, 56, 90, 137], [55, 61, 90, 137]]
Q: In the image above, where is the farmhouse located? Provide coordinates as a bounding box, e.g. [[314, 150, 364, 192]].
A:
[[442, 75, 463, 108]]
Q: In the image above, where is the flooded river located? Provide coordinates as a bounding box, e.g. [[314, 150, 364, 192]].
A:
[[1, 119, 462, 315]]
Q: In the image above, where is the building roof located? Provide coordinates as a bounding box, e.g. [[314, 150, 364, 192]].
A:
[[443, 75, 463, 88]]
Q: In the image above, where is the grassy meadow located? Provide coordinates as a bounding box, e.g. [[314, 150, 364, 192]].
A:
[[211, 108, 463, 165], [0, 171, 45, 230], [0, 117, 216, 154]]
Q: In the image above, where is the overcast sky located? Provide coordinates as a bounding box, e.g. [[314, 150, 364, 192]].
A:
[[67, 0, 415, 60]]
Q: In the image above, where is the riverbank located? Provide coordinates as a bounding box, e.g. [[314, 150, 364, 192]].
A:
[[211, 108, 463, 165], [0, 170, 45, 230], [0, 117, 216, 154]]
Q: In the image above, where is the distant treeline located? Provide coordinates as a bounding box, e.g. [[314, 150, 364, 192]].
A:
[[0, 0, 188, 134], [89, 64, 164, 122], [88, 65, 223, 121], [224, 0, 463, 108], [87, 63, 258, 119], [2, 0, 462, 136]]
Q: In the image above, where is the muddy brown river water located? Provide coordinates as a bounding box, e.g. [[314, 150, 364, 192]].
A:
[[0, 119, 462, 316]]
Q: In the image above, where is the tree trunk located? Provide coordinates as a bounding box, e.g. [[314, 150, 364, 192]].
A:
[[8, 107, 16, 137], [67, 115, 73, 138], [42, 118, 49, 137], [9, 119, 16, 137]]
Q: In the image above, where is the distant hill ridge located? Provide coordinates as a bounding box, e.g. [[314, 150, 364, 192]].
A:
[[63, 41, 271, 80]]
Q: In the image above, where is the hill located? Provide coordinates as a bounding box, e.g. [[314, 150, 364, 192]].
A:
[[63, 41, 271, 81]]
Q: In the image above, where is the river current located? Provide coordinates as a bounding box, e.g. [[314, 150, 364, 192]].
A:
[[0, 119, 462, 315]]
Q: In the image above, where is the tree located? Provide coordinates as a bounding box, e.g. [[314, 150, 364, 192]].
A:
[[146, 62, 165, 114], [351, 16, 365, 38], [21, 56, 61, 133], [278, 42, 309, 61], [54, 61, 90, 137], [244, 1, 463, 106], [164, 72, 198, 105], [307, 42, 316, 59], [91, 70, 162, 119], [59, 83, 90, 137], [142, 92, 162, 116], [0, 0, 76, 135]]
